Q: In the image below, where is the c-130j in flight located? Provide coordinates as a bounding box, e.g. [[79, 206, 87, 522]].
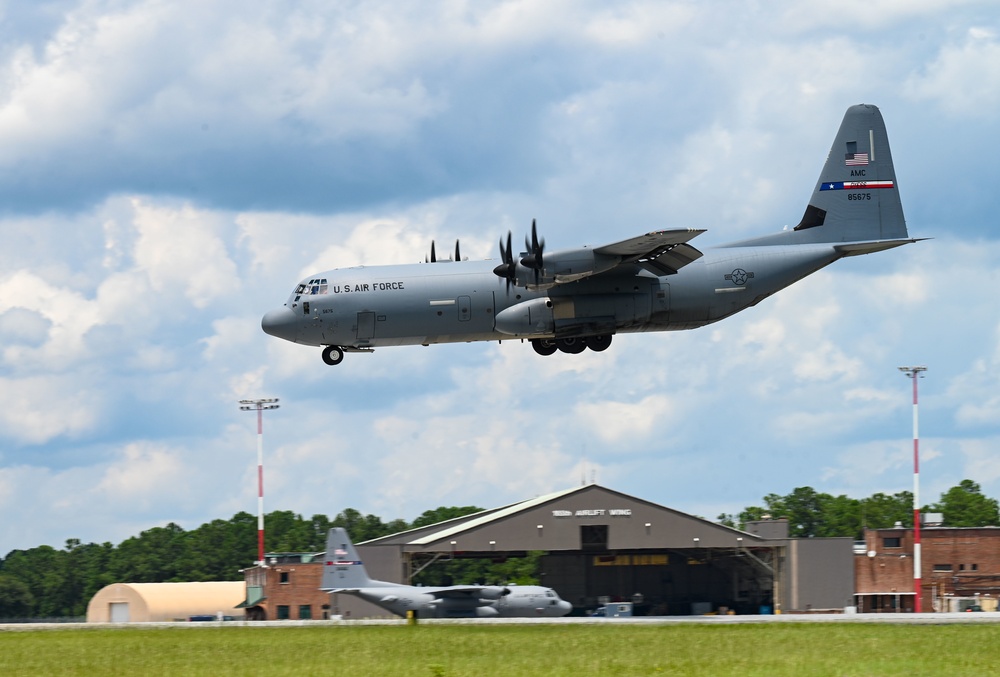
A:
[[263, 104, 920, 365]]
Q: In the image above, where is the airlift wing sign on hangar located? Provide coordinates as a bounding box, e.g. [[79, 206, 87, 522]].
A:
[[262, 104, 921, 365], [552, 509, 633, 518]]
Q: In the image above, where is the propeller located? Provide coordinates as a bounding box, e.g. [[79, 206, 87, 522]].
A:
[[520, 219, 545, 286], [492, 231, 516, 292], [427, 240, 462, 262]]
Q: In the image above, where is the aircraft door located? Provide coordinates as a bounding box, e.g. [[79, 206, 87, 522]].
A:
[[458, 296, 471, 322], [357, 312, 375, 339]]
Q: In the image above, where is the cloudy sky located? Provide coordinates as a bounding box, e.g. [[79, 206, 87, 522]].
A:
[[2, 0, 999, 553]]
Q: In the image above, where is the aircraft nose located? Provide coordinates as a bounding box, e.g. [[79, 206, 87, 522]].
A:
[[261, 307, 299, 342]]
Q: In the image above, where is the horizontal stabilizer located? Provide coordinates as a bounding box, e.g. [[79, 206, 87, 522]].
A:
[[834, 238, 927, 256]]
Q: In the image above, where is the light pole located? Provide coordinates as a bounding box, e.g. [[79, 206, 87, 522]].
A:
[[898, 366, 926, 612], [240, 398, 280, 565]]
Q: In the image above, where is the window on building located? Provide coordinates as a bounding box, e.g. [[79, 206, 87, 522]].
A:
[[581, 524, 609, 551], [959, 564, 966, 571], [883, 537, 901, 548], [933, 563, 952, 572], [299, 605, 312, 620], [277, 605, 290, 620], [972, 564, 979, 571], [280, 572, 290, 584]]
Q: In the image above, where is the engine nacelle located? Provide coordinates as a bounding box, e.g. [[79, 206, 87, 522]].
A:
[[515, 249, 620, 289], [543, 248, 619, 284], [474, 605, 500, 617], [495, 298, 554, 336], [477, 586, 511, 600]]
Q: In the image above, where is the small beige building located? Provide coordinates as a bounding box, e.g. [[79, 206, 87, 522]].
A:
[[86, 582, 246, 622]]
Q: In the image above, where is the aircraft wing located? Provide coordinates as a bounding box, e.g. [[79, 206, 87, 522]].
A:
[[593, 228, 706, 276], [431, 586, 506, 599]]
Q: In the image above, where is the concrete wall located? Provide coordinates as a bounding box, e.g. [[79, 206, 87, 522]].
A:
[[786, 538, 855, 611]]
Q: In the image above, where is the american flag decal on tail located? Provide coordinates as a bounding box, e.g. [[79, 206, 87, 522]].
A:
[[820, 180, 894, 191], [845, 152, 869, 166]]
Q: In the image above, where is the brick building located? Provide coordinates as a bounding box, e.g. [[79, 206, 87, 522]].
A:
[[855, 526, 1000, 612], [238, 553, 330, 621]]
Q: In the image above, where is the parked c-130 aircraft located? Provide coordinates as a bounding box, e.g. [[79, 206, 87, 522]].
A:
[[263, 104, 919, 365], [321, 527, 573, 618]]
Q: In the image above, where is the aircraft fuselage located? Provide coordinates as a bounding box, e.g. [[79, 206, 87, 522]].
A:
[[344, 584, 572, 618], [263, 244, 841, 350]]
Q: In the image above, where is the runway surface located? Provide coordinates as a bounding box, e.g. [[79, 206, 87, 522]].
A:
[[4, 612, 1000, 631]]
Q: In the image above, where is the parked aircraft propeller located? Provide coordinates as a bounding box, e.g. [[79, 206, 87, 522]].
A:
[[426, 240, 437, 263], [454, 239, 461, 262], [520, 219, 545, 286], [492, 231, 516, 292]]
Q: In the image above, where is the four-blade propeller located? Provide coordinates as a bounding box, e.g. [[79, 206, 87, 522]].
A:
[[520, 219, 545, 286], [430, 220, 545, 291], [426, 240, 463, 263], [492, 231, 516, 293], [491, 219, 545, 291]]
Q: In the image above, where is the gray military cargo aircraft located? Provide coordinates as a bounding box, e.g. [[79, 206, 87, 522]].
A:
[[321, 527, 573, 618], [263, 104, 919, 365]]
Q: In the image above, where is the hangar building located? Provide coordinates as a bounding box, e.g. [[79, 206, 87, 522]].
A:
[[86, 581, 246, 622], [330, 484, 853, 618]]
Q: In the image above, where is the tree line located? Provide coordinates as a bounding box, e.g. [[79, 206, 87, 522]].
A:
[[716, 479, 1000, 537], [0, 505, 480, 619], [1, 480, 996, 618]]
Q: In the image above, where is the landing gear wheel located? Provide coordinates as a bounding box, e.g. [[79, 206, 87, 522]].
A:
[[321, 345, 345, 365], [556, 337, 586, 354], [585, 335, 612, 352], [532, 338, 558, 356], [531, 339, 558, 356]]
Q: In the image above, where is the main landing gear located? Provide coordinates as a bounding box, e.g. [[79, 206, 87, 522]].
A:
[[531, 335, 612, 356], [321, 345, 345, 365]]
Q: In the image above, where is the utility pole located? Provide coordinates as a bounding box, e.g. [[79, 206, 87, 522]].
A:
[[239, 398, 279, 565], [898, 366, 926, 612]]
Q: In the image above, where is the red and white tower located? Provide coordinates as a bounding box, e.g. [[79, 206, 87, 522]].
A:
[[240, 398, 280, 565], [898, 366, 926, 612]]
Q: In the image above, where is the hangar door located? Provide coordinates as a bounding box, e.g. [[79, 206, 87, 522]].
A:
[[110, 602, 129, 623]]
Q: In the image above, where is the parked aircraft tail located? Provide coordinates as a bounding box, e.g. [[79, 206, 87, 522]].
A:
[[321, 527, 391, 590], [733, 104, 910, 248]]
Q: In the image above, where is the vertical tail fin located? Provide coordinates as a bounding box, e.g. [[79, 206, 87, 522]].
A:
[[792, 104, 908, 243], [321, 527, 376, 589], [730, 104, 910, 248]]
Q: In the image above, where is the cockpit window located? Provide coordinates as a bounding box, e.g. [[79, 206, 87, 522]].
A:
[[294, 278, 328, 300]]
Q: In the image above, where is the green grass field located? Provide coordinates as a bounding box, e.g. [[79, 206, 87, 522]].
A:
[[2, 623, 997, 676]]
